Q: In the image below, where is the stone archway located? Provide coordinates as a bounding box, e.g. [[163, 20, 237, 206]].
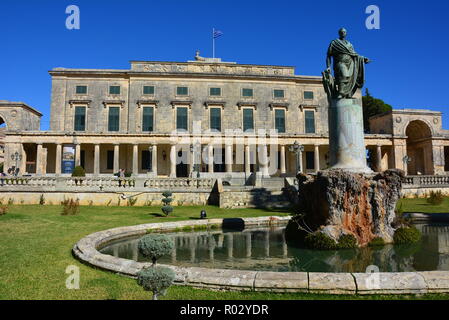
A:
[[405, 120, 433, 175]]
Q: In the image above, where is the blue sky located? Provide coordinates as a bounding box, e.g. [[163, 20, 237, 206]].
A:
[[1, 0, 449, 130]]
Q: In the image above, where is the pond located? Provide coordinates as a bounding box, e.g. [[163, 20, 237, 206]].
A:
[[99, 223, 449, 273]]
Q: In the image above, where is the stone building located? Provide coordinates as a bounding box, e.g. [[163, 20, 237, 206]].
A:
[[2, 57, 449, 178]]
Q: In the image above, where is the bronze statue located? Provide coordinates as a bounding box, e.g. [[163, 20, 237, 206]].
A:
[[323, 28, 370, 99]]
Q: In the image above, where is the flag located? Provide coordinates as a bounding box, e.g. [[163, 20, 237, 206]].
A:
[[213, 30, 223, 39]]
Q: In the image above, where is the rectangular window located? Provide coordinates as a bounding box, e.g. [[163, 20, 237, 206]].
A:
[[210, 107, 221, 132], [275, 109, 286, 133], [143, 86, 154, 95], [74, 106, 86, 131], [243, 108, 254, 132], [306, 151, 315, 170], [107, 150, 114, 170], [76, 85, 87, 94], [273, 89, 284, 98], [304, 91, 314, 100], [176, 107, 188, 131], [242, 88, 253, 97], [108, 107, 120, 132], [141, 150, 151, 170], [305, 110, 315, 134], [109, 86, 120, 95], [177, 86, 188, 96], [209, 87, 221, 96], [142, 107, 154, 132]]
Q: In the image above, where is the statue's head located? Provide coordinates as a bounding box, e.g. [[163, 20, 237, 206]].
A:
[[338, 28, 347, 39]]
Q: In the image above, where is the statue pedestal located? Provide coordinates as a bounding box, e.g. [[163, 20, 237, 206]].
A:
[[328, 98, 372, 173]]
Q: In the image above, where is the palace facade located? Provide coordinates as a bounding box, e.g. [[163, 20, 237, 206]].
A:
[[2, 57, 449, 179]]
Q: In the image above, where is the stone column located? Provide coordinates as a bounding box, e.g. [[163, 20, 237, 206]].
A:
[[377, 145, 383, 172], [55, 144, 62, 175], [225, 143, 233, 173], [280, 145, 286, 175], [75, 144, 81, 167], [208, 145, 214, 173], [245, 144, 251, 176], [314, 145, 320, 172], [36, 143, 43, 175], [132, 144, 139, 176], [113, 144, 119, 173], [170, 144, 176, 178], [151, 145, 158, 176], [259, 144, 269, 177], [246, 232, 252, 258], [94, 144, 100, 176]]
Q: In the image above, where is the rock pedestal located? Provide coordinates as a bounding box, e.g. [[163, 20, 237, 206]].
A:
[[293, 169, 405, 247], [328, 99, 372, 173]]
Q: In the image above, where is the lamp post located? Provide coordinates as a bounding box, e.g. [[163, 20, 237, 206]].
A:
[[289, 141, 304, 175], [403, 155, 412, 175], [190, 143, 201, 178], [11, 151, 22, 176]]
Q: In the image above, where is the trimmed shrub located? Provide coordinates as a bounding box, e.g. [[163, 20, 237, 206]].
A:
[[71, 166, 86, 177], [138, 234, 174, 265], [304, 232, 337, 250], [137, 266, 175, 300], [161, 191, 173, 216], [368, 237, 386, 247], [394, 226, 422, 244], [427, 191, 444, 205], [337, 234, 358, 249]]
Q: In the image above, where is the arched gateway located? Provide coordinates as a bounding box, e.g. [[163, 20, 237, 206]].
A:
[[405, 120, 433, 175]]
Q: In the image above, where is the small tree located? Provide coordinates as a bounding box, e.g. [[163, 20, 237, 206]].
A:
[[137, 234, 175, 300], [138, 234, 174, 265], [72, 166, 86, 186], [161, 191, 173, 216]]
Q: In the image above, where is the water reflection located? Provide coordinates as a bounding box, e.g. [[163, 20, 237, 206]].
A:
[[99, 223, 449, 273]]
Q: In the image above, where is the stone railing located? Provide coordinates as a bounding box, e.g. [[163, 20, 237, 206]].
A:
[[0, 176, 217, 193], [403, 175, 449, 188]]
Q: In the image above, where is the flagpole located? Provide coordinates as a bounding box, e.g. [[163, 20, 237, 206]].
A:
[[212, 28, 215, 59]]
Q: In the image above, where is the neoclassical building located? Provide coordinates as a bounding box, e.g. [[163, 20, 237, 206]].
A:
[[2, 56, 449, 178]]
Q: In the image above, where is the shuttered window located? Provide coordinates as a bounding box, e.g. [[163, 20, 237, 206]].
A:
[[74, 106, 86, 131], [304, 91, 314, 100], [143, 86, 154, 95], [142, 107, 154, 132], [274, 89, 284, 98], [242, 88, 253, 97], [210, 87, 221, 96], [275, 109, 286, 133], [210, 108, 221, 132], [243, 109, 254, 132], [76, 86, 87, 94], [305, 110, 315, 134], [176, 107, 188, 130], [177, 86, 188, 96], [108, 107, 120, 132], [109, 86, 120, 95]]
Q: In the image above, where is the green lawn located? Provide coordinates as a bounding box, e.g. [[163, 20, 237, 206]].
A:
[[398, 197, 449, 213], [0, 203, 448, 300]]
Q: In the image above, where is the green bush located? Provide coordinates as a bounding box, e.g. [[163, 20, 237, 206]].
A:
[[304, 232, 337, 250], [394, 226, 422, 244], [427, 191, 445, 205], [337, 234, 358, 249], [71, 166, 86, 177], [137, 266, 175, 300], [368, 237, 386, 247], [138, 234, 174, 265], [0, 205, 8, 215], [161, 191, 173, 216]]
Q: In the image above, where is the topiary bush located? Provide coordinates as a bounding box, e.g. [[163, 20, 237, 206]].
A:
[[71, 166, 86, 177], [138, 234, 174, 265], [394, 226, 422, 244], [337, 234, 358, 249], [368, 237, 386, 247], [427, 190, 444, 205], [137, 266, 175, 300], [161, 191, 173, 216], [304, 232, 337, 250]]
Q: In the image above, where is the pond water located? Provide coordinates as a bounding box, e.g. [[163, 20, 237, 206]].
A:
[[99, 223, 449, 273]]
